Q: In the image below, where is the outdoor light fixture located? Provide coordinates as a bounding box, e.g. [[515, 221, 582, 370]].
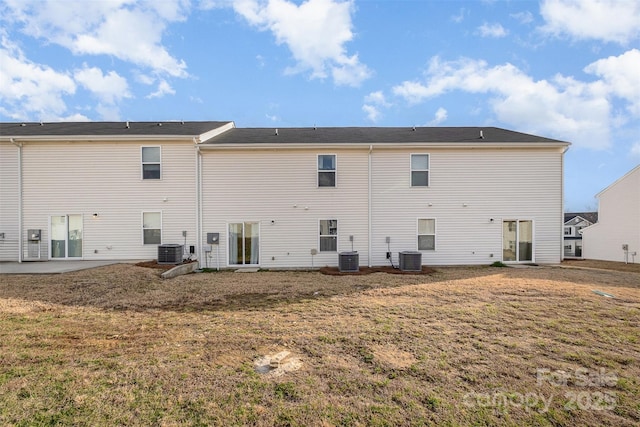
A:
[[92, 213, 98, 218]]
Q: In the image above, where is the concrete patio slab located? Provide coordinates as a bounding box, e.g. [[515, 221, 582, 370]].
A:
[[0, 260, 138, 274]]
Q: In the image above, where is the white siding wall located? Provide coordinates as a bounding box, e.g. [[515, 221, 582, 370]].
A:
[[201, 149, 369, 268], [202, 146, 565, 268], [20, 140, 197, 260], [582, 166, 640, 263], [371, 148, 564, 265], [0, 141, 19, 261]]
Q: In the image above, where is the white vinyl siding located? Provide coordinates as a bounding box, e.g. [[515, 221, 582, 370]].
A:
[[20, 140, 197, 260], [0, 141, 20, 261], [201, 149, 368, 269], [371, 148, 564, 266]]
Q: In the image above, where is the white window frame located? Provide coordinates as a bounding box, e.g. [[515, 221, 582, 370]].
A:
[[142, 211, 162, 245], [141, 146, 161, 180], [319, 219, 338, 252], [502, 218, 535, 263], [410, 153, 429, 187], [318, 154, 337, 188], [564, 227, 572, 236], [417, 218, 436, 251]]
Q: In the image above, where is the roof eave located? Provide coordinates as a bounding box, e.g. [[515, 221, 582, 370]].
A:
[[199, 141, 571, 150]]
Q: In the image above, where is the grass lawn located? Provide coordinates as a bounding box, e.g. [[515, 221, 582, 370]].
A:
[[0, 261, 638, 426]]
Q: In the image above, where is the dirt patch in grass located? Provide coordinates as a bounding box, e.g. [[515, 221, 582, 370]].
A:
[[0, 263, 638, 426], [562, 258, 640, 273]]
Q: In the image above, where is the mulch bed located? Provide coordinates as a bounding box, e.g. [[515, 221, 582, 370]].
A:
[[135, 260, 196, 271], [319, 265, 436, 275]]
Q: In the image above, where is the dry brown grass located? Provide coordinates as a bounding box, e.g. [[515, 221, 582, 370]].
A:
[[0, 261, 638, 426]]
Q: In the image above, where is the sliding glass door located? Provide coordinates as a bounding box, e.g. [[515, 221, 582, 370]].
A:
[[51, 214, 83, 259], [502, 220, 533, 262], [229, 222, 259, 265]]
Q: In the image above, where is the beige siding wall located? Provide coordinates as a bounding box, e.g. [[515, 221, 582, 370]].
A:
[[201, 149, 369, 268], [202, 146, 565, 268], [20, 140, 197, 260], [370, 147, 564, 265], [0, 141, 19, 261], [582, 166, 640, 263]]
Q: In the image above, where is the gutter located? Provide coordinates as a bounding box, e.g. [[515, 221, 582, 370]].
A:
[[10, 138, 23, 262]]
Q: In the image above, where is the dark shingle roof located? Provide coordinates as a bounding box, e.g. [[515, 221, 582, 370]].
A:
[[564, 212, 598, 224], [203, 127, 569, 145], [0, 121, 231, 137]]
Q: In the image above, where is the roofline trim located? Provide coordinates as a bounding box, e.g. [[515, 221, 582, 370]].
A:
[[198, 141, 570, 150]]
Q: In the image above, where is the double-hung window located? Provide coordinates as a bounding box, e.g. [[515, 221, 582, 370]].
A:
[[319, 219, 338, 252], [142, 212, 162, 244], [411, 154, 429, 187], [142, 146, 161, 180], [318, 155, 336, 187], [418, 218, 436, 250]]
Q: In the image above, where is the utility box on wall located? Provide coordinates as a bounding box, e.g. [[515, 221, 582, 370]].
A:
[[207, 233, 220, 245]]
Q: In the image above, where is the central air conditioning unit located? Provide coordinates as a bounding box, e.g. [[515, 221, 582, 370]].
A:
[[158, 244, 183, 264], [338, 251, 359, 272], [399, 251, 422, 271]]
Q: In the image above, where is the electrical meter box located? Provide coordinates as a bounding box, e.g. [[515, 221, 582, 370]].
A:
[[28, 229, 41, 241], [207, 233, 220, 245]]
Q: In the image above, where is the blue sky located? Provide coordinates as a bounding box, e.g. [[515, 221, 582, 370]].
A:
[[1, 0, 639, 212]]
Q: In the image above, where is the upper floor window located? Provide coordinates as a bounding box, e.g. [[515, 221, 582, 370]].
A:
[[318, 154, 336, 187], [319, 219, 338, 252], [411, 154, 429, 187], [564, 227, 571, 236], [142, 147, 161, 180], [418, 218, 436, 250]]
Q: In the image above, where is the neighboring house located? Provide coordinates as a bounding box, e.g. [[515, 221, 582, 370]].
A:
[[582, 165, 640, 264], [563, 212, 597, 258], [1, 122, 570, 267]]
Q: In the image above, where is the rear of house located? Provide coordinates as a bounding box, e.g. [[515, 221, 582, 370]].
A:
[[2, 122, 568, 268], [0, 121, 232, 263], [199, 127, 569, 268]]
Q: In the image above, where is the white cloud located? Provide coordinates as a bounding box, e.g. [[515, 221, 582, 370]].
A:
[[540, 0, 640, 44], [451, 8, 467, 23], [630, 142, 640, 157], [74, 65, 131, 105], [0, 35, 76, 120], [584, 49, 640, 116], [478, 22, 508, 38], [3, 0, 189, 77], [510, 11, 534, 24], [427, 108, 448, 126], [146, 80, 176, 98], [362, 104, 381, 122], [233, 0, 371, 86], [362, 90, 391, 122], [391, 56, 630, 150], [364, 91, 390, 107]]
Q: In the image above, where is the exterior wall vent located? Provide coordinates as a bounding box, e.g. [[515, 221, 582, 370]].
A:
[[338, 251, 359, 272], [158, 244, 183, 264], [399, 251, 422, 271]]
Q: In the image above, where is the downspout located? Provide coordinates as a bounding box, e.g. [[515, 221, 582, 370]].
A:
[[368, 144, 373, 267], [560, 145, 569, 262], [195, 139, 203, 269], [10, 138, 23, 262]]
